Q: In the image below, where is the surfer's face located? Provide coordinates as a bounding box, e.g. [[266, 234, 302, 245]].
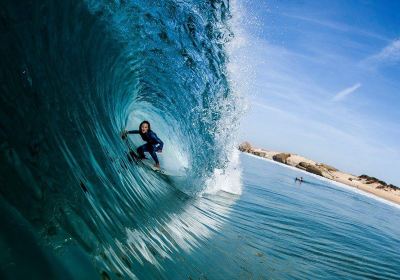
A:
[[141, 123, 149, 133]]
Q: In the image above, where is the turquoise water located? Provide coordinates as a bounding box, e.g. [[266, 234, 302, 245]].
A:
[[211, 154, 400, 279], [140, 153, 400, 279], [1, 0, 400, 278]]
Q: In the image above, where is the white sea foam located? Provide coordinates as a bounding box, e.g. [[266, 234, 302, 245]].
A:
[[200, 0, 250, 196], [203, 149, 242, 195]]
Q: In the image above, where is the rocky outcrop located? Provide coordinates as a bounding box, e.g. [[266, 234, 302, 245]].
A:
[[296, 162, 324, 176], [238, 142, 252, 153], [253, 151, 267, 157], [296, 161, 309, 170], [359, 175, 399, 190], [238, 141, 398, 195], [359, 174, 386, 185], [305, 165, 324, 176], [388, 184, 400, 191], [272, 153, 291, 164], [316, 163, 338, 172]]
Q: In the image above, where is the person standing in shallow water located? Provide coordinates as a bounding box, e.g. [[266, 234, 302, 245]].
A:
[[123, 121, 164, 168]]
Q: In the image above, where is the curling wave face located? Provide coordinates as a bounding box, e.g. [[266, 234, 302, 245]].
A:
[[0, 0, 242, 278]]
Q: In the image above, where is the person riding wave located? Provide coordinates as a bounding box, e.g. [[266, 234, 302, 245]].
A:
[[122, 120, 164, 168]]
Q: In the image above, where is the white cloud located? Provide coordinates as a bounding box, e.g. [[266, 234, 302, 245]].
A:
[[367, 39, 400, 64], [332, 83, 362, 102], [375, 39, 400, 61]]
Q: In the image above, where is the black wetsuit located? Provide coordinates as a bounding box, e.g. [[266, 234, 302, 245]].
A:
[[127, 130, 164, 164]]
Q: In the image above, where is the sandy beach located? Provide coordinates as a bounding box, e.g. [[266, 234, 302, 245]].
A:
[[239, 142, 400, 205]]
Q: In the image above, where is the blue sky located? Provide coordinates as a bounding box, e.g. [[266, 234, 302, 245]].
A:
[[233, 0, 400, 185]]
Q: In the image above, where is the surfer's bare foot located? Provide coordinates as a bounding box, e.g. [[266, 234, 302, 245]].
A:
[[154, 163, 160, 169]]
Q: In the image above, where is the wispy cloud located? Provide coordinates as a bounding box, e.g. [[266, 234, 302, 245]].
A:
[[332, 83, 361, 102], [236, 3, 400, 185], [368, 39, 400, 64], [280, 13, 389, 42]]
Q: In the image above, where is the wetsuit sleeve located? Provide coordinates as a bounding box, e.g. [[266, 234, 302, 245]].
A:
[[151, 132, 164, 150], [127, 130, 140, 134]]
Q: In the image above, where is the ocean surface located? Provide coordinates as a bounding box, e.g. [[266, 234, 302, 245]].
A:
[[1, 0, 400, 279]]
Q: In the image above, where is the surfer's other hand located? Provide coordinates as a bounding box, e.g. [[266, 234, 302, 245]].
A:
[[121, 130, 127, 139]]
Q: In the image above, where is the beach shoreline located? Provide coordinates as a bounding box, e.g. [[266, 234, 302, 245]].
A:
[[239, 142, 400, 206]]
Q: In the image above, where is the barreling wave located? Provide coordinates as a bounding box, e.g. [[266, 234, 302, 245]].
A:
[[0, 0, 242, 278]]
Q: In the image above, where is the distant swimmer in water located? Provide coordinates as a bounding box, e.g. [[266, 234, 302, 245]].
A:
[[122, 120, 164, 168], [295, 177, 304, 183]]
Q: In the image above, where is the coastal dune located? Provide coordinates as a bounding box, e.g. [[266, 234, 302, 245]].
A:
[[239, 142, 400, 205]]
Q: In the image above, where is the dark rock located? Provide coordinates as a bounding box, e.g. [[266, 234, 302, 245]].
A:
[[359, 175, 379, 182], [360, 175, 398, 190], [253, 151, 266, 157], [377, 180, 387, 185], [238, 142, 252, 152], [305, 165, 324, 176], [316, 163, 338, 172], [296, 162, 310, 169], [272, 153, 291, 164]]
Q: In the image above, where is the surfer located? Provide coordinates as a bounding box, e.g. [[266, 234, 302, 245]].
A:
[[122, 121, 164, 168], [295, 177, 304, 183]]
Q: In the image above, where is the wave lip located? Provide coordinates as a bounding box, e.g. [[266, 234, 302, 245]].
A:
[[0, 0, 243, 278]]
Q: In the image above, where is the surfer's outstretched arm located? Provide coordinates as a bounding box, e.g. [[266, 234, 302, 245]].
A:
[[121, 129, 139, 139]]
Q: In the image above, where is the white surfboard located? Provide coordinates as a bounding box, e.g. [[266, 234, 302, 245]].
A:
[[140, 158, 185, 177]]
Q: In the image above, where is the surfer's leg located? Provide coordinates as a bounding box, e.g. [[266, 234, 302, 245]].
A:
[[147, 145, 159, 165], [137, 144, 147, 159]]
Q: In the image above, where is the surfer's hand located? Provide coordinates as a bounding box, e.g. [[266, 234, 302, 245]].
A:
[[121, 130, 127, 139], [157, 149, 162, 153]]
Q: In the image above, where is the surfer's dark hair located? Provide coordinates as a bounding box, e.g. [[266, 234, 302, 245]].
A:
[[139, 120, 151, 132]]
